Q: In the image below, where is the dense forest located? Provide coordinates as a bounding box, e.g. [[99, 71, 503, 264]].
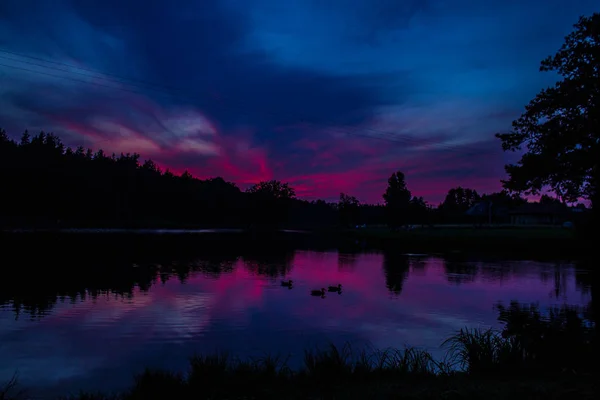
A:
[[0, 128, 586, 229], [0, 129, 337, 228]]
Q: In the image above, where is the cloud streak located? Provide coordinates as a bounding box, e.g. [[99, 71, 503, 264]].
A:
[[1, 0, 597, 203]]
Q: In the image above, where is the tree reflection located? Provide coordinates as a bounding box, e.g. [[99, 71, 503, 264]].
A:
[[0, 235, 296, 319], [495, 301, 596, 374], [382, 251, 410, 296], [187, 257, 238, 280], [2, 259, 160, 320], [408, 256, 428, 273], [443, 257, 478, 285], [242, 247, 295, 278], [478, 260, 518, 283], [337, 253, 358, 272], [575, 257, 598, 332]]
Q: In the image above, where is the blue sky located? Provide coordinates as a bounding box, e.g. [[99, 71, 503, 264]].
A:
[[0, 0, 597, 203]]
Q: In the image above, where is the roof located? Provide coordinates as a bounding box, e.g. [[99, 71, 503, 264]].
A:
[[465, 201, 488, 216], [465, 201, 510, 217], [509, 203, 567, 215]]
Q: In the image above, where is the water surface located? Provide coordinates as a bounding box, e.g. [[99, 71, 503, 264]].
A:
[[0, 249, 592, 397]]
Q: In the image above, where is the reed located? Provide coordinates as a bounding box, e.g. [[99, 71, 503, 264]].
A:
[[6, 318, 591, 400]]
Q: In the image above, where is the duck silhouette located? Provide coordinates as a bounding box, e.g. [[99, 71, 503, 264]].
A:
[[310, 288, 326, 297], [281, 279, 293, 288], [328, 284, 342, 293]]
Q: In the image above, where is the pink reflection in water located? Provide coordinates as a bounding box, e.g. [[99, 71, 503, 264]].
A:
[[0, 251, 591, 397]]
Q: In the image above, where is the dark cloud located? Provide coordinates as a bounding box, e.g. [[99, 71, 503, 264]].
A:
[[1, 0, 389, 147], [66, 0, 386, 132]]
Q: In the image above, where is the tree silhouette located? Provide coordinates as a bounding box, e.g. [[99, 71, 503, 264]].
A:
[[496, 13, 600, 212], [442, 187, 481, 211], [246, 180, 296, 199], [2, 130, 333, 229], [539, 194, 563, 205], [437, 187, 481, 223], [338, 192, 361, 227], [480, 190, 527, 209], [408, 196, 429, 225], [20, 130, 30, 145], [245, 180, 296, 229], [382, 171, 412, 227], [1, 127, 507, 229]]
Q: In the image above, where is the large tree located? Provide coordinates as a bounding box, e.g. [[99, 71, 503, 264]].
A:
[[338, 192, 360, 227], [245, 180, 296, 228], [383, 171, 412, 227], [496, 13, 599, 208]]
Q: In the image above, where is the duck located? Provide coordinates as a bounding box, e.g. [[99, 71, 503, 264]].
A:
[[328, 284, 342, 292], [281, 279, 293, 287], [310, 288, 326, 296]]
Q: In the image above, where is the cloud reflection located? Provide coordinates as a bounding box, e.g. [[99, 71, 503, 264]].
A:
[[0, 250, 591, 396]]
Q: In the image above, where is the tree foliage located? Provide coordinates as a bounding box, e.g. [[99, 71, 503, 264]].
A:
[[496, 13, 600, 206], [409, 196, 430, 225], [245, 180, 296, 228], [480, 190, 528, 209], [382, 171, 414, 226], [383, 171, 412, 206], [338, 192, 361, 227], [0, 129, 344, 229], [246, 180, 296, 200], [0, 130, 250, 227], [539, 194, 563, 205], [442, 187, 481, 212]]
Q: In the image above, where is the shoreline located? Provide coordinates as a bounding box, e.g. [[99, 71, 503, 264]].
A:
[[0, 225, 590, 259]]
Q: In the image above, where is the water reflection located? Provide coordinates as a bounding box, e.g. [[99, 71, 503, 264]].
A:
[[337, 253, 358, 271], [0, 245, 594, 397], [444, 259, 478, 285], [381, 252, 410, 295], [243, 252, 294, 279]]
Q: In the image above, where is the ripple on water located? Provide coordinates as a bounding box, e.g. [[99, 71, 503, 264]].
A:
[[0, 251, 593, 396]]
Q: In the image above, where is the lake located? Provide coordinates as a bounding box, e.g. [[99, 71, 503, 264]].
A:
[[0, 240, 593, 398]]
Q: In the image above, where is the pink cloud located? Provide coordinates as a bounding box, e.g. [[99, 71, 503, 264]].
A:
[[279, 129, 509, 203], [44, 93, 517, 204]]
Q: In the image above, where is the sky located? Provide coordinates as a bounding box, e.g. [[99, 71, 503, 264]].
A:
[[0, 0, 598, 204]]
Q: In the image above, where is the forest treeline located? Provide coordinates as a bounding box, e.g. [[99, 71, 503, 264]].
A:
[[0, 129, 586, 229]]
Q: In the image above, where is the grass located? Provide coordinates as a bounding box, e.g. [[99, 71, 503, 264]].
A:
[[50, 345, 448, 400], [0, 323, 589, 400], [49, 341, 594, 399], [330, 225, 585, 255], [0, 374, 26, 400]]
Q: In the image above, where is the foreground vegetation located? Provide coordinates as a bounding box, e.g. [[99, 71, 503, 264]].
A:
[[2, 303, 595, 400]]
